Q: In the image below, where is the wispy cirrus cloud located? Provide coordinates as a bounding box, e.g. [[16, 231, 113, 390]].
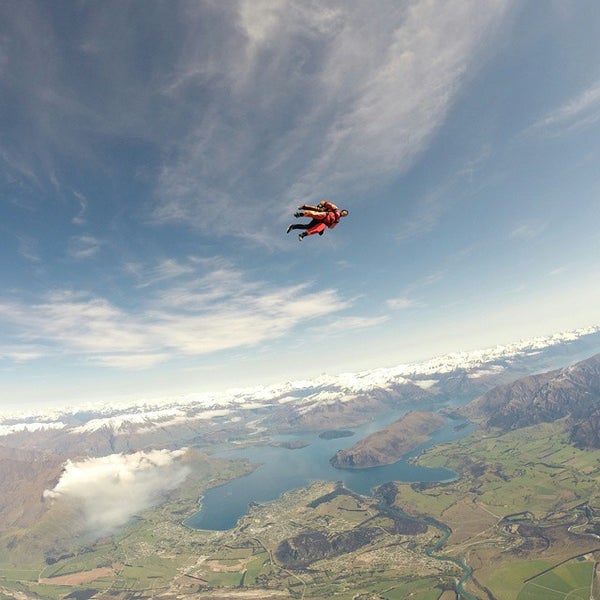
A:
[[383, 269, 445, 313], [16, 234, 41, 263], [68, 235, 102, 260], [386, 296, 417, 310], [71, 191, 89, 226], [0, 259, 351, 368], [151, 0, 512, 237], [527, 80, 600, 136], [510, 220, 548, 241], [285, 2, 511, 200], [547, 266, 568, 277], [0, 345, 45, 362], [135, 258, 197, 288], [0, 1, 184, 193], [0, 1, 511, 242], [316, 315, 390, 337], [396, 184, 453, 242]]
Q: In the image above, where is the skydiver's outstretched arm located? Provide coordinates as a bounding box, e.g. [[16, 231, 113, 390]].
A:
[[297, 203, 324, 212]]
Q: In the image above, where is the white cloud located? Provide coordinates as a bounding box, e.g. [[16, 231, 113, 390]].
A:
[[1, 2, 511, 241], [510, 220, 548, 240], [315, 315, 389, 337], [16, 234, 41, 263], [288, 1, 510, 197], [44, 449, 190, 535], [396, 185, 453, 242], [238, 0, 288, 51], [68, 235, 102, 260], [386, 297, 417, 310], [90, 352, 172, 370], [0, 291, 153, 356], [528, 80, 600, 136], [136, 258, 197, 288], [402, 270, 446, 296], [0, 346, 45, 362], [71, 191, 88, 225], [547, 266, 568, 277], [3, 324, 600, 434], [151, 0, 512, 236], [0, 259, 351, 368], [395, 144, 496, 243]]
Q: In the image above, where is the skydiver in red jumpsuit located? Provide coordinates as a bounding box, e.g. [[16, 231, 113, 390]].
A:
[[286, 200, 349, 241]]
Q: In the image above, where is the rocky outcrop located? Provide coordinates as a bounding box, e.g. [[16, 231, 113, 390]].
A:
[[275, 527, 381, 569]]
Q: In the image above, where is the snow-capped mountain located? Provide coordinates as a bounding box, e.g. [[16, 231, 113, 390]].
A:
[[1, 325, 599, 453]]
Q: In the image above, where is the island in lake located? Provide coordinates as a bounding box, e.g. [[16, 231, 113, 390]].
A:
[[270, 439, 310, 450], [330, 411, 445, 469], [319, 429, 355, 440]]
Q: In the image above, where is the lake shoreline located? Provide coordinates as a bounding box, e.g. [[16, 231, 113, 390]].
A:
[[185, 412, 474, 531]]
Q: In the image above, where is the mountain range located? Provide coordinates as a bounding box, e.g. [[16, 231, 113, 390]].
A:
[[1, 325, 599, 459], [464, 352, 600, 447], [1, 324, 600, 595]]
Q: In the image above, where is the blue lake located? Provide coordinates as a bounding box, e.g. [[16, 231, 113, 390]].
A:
[[185, 413, 475, 531]]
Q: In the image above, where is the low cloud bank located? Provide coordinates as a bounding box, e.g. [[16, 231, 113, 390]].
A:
[[45, 449, 190, 535]]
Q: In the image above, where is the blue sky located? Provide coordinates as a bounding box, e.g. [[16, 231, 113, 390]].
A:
[[1, 0, 599, 409]]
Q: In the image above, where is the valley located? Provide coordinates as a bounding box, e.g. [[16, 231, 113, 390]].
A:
[[3, 417, 600, 600], [1, 330, 600, 599]]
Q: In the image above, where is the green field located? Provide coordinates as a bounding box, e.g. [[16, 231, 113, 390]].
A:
[[3, 420, 600, 599], [417, 422, 600, 517], [391, 420, 600, 600], [486, 560, 557, 599], [516, 560, 593, 600], [0, 569, 40, 581]]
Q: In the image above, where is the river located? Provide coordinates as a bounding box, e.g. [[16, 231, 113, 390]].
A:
[[424, 518, 478, 600]]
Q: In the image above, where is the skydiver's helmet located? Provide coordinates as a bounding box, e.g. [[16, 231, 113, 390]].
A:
[[340, 209, 349, 217]]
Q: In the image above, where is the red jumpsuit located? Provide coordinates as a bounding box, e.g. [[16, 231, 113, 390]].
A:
[[297, 201, 342, 236]]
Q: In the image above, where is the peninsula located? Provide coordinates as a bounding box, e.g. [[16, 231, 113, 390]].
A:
[[330, 411, 445, 469]]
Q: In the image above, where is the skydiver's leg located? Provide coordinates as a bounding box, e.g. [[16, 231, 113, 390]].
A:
[[287, 219, 324, 238], [306, 221, 326, 236], [287, 222, 310, 241], [290, 220, 321, 232], [287, 223, 309, 233], [297, 221, 326, 241]]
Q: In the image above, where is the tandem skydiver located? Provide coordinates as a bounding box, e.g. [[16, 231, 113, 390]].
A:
[[286, 200, 349, 241]]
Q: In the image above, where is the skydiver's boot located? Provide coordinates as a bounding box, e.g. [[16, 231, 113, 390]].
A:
[[298, 232, 307, 241]]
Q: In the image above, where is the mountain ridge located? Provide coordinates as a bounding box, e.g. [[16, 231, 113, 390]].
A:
[[465, 352, 600, 447], [2, 325, 598, 437]]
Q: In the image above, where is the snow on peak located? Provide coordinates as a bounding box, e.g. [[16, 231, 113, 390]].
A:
[[0, 324, 598, 435], [0, 421, 67, 436]]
